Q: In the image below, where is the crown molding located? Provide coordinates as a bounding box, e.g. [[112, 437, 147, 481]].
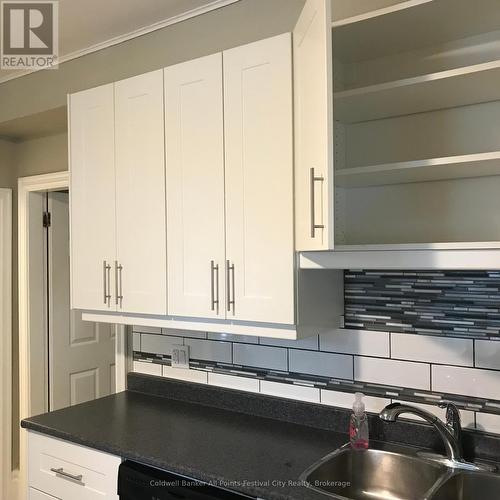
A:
[[0, 0, 239, 85]]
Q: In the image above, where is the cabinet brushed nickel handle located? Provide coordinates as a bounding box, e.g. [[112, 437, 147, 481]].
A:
[[50, 467, 83, 484], [210, 261, 219, 313], [310, 167, 325, 238], [226, 260, 235, 315], [115, 261, 123, 307], [103, 260, 111, 305]]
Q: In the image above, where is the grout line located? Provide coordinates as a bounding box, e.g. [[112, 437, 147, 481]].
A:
[[473, 339, 476, 368]]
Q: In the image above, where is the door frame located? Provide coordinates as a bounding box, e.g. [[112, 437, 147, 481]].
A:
[[17, 172, 128, 500], [0, 189, 13, 500]]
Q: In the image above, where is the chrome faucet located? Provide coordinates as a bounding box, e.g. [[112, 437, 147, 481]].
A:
[[380, 402, 462, 462], [380, 402, 496, 472]]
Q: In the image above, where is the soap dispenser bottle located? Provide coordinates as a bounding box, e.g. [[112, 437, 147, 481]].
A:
[[349, 392, 369, 449]]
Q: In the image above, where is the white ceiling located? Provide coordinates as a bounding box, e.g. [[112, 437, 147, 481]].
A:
[[0, 0, 237, 83]]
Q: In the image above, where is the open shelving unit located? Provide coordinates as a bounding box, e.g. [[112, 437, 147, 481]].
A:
[[328, 0, 500, 255]]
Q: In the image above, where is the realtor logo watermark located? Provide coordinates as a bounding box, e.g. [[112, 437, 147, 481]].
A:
[[1, 1, 58, 70]]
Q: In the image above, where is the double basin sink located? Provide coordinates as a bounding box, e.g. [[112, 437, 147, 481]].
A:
[[301, 441, 500, 500]]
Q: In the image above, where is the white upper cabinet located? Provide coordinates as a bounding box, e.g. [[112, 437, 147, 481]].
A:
[[224, 34, 295, 324], [70, 27, 342, 336], [293, 0, 334, 251], [71, 73, 167, 314], [115, 70, 167, 315], [165, 54, 226, 318], [70, 84, 116, 311]]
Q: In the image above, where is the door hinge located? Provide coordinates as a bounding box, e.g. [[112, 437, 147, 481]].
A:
[[43, 211, 51, 228]]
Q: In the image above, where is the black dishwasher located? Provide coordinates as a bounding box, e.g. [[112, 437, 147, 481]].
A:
[[118, 460, 256, 499]]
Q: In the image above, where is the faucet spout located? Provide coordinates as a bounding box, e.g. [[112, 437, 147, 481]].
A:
[[379, 402, 463, 462]]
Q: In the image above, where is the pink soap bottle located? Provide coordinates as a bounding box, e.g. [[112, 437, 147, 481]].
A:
[[349, 392, 369, 450]]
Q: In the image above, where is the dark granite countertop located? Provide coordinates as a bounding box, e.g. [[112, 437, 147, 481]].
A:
[[21, 373, 500, 500], [22, 380, 345, 499]]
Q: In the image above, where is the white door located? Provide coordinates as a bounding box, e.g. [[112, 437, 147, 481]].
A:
[[115, 70, 167, 315], [293, 0, 334, 250], [49, 192, 115, 411], [70, 84, 116, 311], [165, 54, 226, 318], [223, 34, 295, 324]]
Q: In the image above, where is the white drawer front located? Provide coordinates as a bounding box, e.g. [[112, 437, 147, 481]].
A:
[[28, 431, 121, 500], [30, 487, 60, 499]]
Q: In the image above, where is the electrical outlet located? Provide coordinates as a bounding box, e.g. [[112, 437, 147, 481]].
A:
[[171, 345, 190, 369]]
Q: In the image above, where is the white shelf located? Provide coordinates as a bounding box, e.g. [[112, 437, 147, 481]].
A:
[[335, 60, 500, 123], [335, 242, 500, 251], [333, 0, 500, 63], [335, 151, 500, 187], [300, 244, 500, 270]]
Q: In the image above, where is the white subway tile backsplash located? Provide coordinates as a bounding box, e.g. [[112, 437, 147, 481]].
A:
[[475, 340, 500, 370], [132, 332, 141, 351], [260, 381, 320, 403], [320, 328, 389, 357], [233, 344, 288, 372], [184, 338, 232, 363], [432, 365, 500, 400], [289, 350, 353, 380], [391, 333, 473, 366], [208, 373, 260, 392], [391, 400, 475, 429], [355, 357, 430, 390], [162, 328, 207, 339], [133, 361, 162, 376], [162, 365, 208, 384], [321, 389, 390, 413], [131, 281, 500, 434], [476, 413, 500, 435], [141, 334, 183, 356], [259, 335, 319, 350], [208, 333, 258, 344]]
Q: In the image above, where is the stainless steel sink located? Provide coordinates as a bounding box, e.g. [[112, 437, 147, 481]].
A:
[[431, 471, 500, 500], [300, 441, 449, 500]]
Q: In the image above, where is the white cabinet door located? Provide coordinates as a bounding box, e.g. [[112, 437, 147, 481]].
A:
[[223, 34, 295, 324], [293, 0, 334, 250], [29, 432, 120, 500], [165, 54, 226, 318], [115, 70, 167, 315], [70, 84, 116, 311]]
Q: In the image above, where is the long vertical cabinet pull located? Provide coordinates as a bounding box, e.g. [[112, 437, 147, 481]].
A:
[[310, 167, 325, 238], [115, 261, 123, 307], [210, 261, 219, 312], [103, 260, 111, 305], [226, 261, 235, 314]]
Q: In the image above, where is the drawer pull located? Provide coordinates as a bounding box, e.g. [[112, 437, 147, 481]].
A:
[[50, 467, 84, 484]]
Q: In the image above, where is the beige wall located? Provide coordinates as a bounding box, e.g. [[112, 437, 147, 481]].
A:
[[0, 139, 15, 186], [0, 0, 305, 124]]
